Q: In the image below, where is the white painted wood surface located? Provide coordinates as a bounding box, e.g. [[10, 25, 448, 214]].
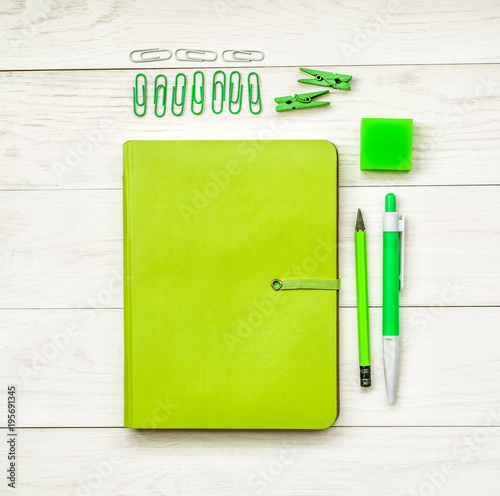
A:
[[0, 187, 498, 308], [1, 308, 499, 428], [1, 0, 499, 493], [2, 427, 499, 495], [0, 65, 499, 189], [1, 0, 500, 69]]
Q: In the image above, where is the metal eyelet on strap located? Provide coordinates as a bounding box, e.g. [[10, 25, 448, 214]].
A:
[[271, 279, 341, 291]]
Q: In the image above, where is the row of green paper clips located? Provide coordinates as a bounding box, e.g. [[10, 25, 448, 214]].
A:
[[133, 71, 262, 117]]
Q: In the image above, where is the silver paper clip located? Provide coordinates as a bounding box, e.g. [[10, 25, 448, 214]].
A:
[[129, 48, 172, 63], [175, 48, 217, 62], [222, 49, 265, 62]]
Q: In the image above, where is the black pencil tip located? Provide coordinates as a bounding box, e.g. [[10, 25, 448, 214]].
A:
[[355, 209, 365, 232], [360, 366, 371, 387]]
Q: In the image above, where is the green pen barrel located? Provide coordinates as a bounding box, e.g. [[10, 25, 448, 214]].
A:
[[383, 194, 400, 336], [354, 230, 370, 366]]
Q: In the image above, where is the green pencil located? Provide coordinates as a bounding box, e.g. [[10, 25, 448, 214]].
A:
[[355, 209, 371, 387]]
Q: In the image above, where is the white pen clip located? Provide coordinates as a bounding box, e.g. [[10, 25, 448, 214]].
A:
[[382, 212, 405, 291], [398, 214, 405, 291]]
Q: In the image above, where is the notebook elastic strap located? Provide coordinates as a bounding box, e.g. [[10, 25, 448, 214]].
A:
[[271, 279, 340, 291]]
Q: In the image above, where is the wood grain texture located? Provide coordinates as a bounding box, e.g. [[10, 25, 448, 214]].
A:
[[1, 308, 499, 428], [1, 0, 500, 70], [0, 64, 499, 189], [1, 0, 500, 489], [0, 186, 497, 309], [2, 427, 498, 495]]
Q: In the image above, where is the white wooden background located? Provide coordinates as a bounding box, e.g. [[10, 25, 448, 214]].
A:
[[1, 0, 500, 494]]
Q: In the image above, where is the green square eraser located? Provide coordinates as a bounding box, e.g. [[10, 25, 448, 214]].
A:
[[360, 118, 413, 171]]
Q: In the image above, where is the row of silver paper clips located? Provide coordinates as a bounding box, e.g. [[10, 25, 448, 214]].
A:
[[130, 48, 265, 63]]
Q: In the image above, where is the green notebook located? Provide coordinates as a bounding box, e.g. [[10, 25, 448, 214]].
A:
[[124, 140, 340, 429]]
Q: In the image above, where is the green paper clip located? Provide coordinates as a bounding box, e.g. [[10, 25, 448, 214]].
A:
[[229, 71, 243, 114], [248, 72, 262, 115], [212, 70, 226, 114], [274, 90, 330, 112], [133, 73, 147, 117], [172, 73, 187, 116], [298, 68, 352, 90], [191, 71, 204, 115], [154, 74, 167, 118]]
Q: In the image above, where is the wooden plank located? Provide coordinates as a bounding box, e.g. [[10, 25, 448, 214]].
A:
[[1, 0, 500, 70], [0, 1, 498, 491], [3, 427, 499, 494], [1, 307, 498, 427], [1, 309, 123, 427], [0, 64, 499, 189], [0, 190, 122, 309], [0, 186, 498, 308], [339, 307, 500, 427]]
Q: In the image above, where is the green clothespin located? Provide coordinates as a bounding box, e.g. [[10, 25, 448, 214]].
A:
[[298, 68, 352, 90], [274, 90, 330, 112]]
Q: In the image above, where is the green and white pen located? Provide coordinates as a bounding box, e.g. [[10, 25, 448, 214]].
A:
[[383, 193, 405, 405]]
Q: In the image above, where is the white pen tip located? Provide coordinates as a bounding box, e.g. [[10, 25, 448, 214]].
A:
[[383, 336, 399, 406]]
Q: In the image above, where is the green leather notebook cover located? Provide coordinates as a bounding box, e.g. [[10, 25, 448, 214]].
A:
[[124, 140, 339, 429]]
